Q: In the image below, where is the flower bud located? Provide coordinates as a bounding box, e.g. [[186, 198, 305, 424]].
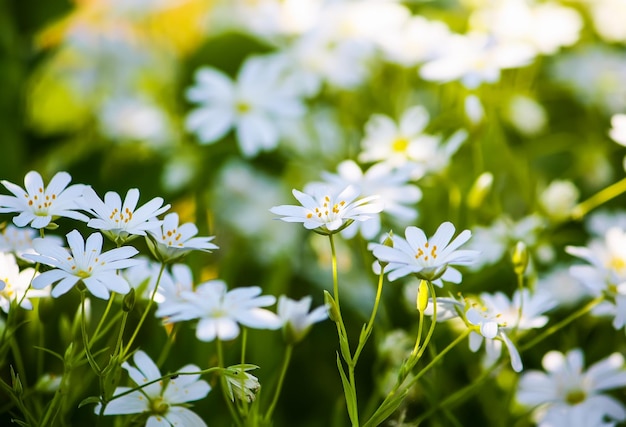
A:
[[123, 288, 136, 313], [512, 241, 529, 276], [323, 290, 340, 323], [417, 280, 429, 313], [467, 172, 494, 210]]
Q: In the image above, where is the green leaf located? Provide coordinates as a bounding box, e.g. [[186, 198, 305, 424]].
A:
[[362, 388, 409, 427], [78, 396, 102, 409], [336, 353, 358, 426]]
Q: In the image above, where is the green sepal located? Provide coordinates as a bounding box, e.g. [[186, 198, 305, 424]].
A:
[[78, 396, 102, 409]]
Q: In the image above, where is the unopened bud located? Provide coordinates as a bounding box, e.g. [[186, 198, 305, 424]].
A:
[[468, 172, 494, 210], [512, 241, 529, 276], [123, 288, 136, 313], [417, 280, 429, 313], [323, 291, 340, 323]]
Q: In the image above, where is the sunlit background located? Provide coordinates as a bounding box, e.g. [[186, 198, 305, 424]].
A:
[[2, 0, 626, 425]]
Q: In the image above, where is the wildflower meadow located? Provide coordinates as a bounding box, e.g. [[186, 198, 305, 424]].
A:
[[3, 0, 626, 426]]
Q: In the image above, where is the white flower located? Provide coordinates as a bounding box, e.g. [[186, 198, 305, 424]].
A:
[[517, 348, 626, 427], [222, 364, 260, 403], [25, 230, 140, 299], [371, 222, 478, 285], [185, 55, 306, 157], [566, 227, 626, 329], [358, 106, 467, 178], [97, 350, 210, 426], [419, 32, 535, 88], [269, 185, 383, 235], [0, 252, 47, 312], [609, 114, 626, 146], [0, 171, 89, 229], [277, 295, 328, 344], [80, 187, 170, 244], [154, 264, 196, 315], [159, 280, 281, 342], [305, 160, 421, 239], [588, 0, 626, 43], [0, 224, 63, 262], [146, 212, 218, 263], [539, 180, 580, 222]]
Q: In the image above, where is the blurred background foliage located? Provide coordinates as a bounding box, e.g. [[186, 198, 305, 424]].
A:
[[2, 0, 626, 425]]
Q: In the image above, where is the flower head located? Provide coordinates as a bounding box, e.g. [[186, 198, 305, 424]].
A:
[[0, 224, 63, 262], [185, 56, 306, 157], [79, 187, 170, 244], [277, 295, 328, 344], [269, 185, 383, 235], [96, 350, 211, 426], [157, 280, 281, 342], [0, 171, 88, 229], [371, 222, 478, 285], [146, 212, 218, 263], [26, 230, 140, 299], [517, 348, 626, 427], [0, 252, 47, 312]]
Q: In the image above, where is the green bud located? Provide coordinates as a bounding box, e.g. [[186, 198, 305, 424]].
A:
[[417, 280, 429, 313], [10, 366, 23, 395], [45, 222, 60, 230], [467, 172, 494, 210], [512, 241, 529, 276], [323, 290, 340, 323], [123, 288, 136, 313]]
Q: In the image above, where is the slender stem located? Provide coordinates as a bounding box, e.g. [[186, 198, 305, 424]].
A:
[[519, 295, 604, 351], [353, 268, 385, 364], [572, 176, 626, 220], [123, 263, 165, 356], [156, 323, 179, 367], [264, 344, 293, 421], [329, 234, 341, 307], [217, 338, 241, 426], [91, 292, 116, 343], [513, 271, 524, 335]]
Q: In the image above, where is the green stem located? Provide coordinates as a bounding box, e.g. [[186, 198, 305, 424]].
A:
[[217, 338, 241, 426], [353, 268, 385, 365], [519, 295, 604, 351], [264, 344, 293, 422], [572, 176, 626, 220], [156, 323, 179, 367], [123, 263, 165, 357], [91, 292, 116, 343]]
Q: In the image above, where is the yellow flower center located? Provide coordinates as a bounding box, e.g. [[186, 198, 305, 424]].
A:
[[415, 241, 438, 262], [565, 389, 586, 405], [392, 137, 409, 152]]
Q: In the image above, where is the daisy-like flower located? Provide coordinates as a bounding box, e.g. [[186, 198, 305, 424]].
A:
[[0, 252, 47, 312], [517, 348, 626, 427], [269, 185, 383, 235], [146, 212, 218, 263], [157, 280, 281, 342], [277, 295, 328, 344], [97, 350, 211, 426], [222, 364, 261, 403], [0, 171, 89, 229], [357, 106, 468, 179], [25, 230, 140, 299], [305, 160, 422, 239], [371, 222, 479, 285], [79, 187, 170, 244], [154, 264, 196, 316], [185, 55, 306, 157], [566, 227, 626, 329], [0, 224, 63, 261]]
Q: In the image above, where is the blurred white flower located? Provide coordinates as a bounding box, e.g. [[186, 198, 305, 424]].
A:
[[270, 185, 383, 235], [609, 114, 626, 146], [158, 280, 281, 342], [80, 187, 170, 245], [370, 222, 478, 285], [98, 96, 172, 147], [420, 32, 535, 88], [566, 227, 626, 329], [539, 180, 580, 222], [505, 95, 548, 136], [464, 94, 484, 125], [305, 160, 421, 239], [97, 350, 211, 426], [26, 230, 140, 299], [470, 0, 582, 56], [0, 225, 62, 262], [154, 263, 196, 314], [358, 105, 468, 178], [587, 0, 626, 43], [0, 252, 46, 312], [277, 295, 328, 344], [535, 265, 593, 309], [185, 56, 306, 157], [146, 212, 218, 263], [517, 349, 626, 427], [0, 171, 88, 229]]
